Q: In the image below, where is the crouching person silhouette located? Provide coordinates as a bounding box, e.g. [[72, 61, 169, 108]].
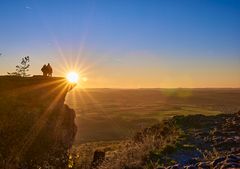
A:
[[41, 64, 48, 76]]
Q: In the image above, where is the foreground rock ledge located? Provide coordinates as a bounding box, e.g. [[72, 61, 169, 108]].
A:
[[92, 111, 240, 169], [0, 76, 77, 168]]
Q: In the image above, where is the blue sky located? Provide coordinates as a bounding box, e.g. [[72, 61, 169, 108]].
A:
[[0, 0, 239, 87]]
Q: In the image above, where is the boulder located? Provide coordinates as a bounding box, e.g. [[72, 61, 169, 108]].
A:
[[91, 150, 105, 168]]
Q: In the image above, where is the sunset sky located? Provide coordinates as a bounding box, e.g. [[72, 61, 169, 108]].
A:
[[0, 0, 239, 88]]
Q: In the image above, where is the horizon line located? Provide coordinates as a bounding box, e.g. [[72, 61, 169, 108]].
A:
[[1, 75, 239, 89]]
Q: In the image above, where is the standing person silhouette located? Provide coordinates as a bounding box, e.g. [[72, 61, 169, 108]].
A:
[[46, 63, 53, 77]]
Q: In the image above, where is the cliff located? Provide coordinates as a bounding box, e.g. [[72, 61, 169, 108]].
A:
[[0, 76, 77, 168]]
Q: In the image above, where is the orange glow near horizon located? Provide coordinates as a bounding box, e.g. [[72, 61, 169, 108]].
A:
[[13, 41, 237, 89]]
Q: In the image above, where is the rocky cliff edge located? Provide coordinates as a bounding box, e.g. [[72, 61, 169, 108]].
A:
[[0, 76, 77, 168]]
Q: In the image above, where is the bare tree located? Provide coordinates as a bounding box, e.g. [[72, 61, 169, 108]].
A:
[[8, 56, 31, 77]]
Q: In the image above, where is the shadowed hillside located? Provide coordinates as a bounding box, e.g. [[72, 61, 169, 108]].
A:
[[0, 76, 77, 168]]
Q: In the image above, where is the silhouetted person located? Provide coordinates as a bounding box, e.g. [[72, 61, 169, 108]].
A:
[[41, 64, 48, 76], [46, 63, 53, 77]]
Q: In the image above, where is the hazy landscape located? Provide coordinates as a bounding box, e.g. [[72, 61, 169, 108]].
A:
[[66, 88, 240, 144]]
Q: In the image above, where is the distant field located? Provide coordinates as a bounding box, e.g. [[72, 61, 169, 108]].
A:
[[65, 88, 240, 144]]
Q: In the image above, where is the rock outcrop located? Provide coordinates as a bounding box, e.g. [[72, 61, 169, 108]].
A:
[[0, 76, 77, 168], [94, 111, 240, 169], [150, 111, 240, 169]]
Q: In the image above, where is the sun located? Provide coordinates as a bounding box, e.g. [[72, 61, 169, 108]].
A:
[[66, 72, 79, 83]]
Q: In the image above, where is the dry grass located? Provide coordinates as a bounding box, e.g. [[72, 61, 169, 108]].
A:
[[68, 120, 180, 169], [95, 120, 180, 169]]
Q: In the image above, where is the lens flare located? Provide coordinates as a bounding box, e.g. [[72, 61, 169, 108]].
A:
[[66, 72, 79, 83]]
